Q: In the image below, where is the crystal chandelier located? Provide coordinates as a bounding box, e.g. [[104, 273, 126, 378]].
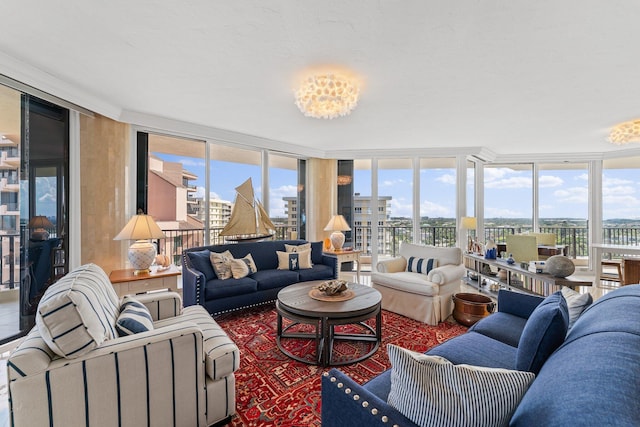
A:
[[609, 119, 640, 144], [294, 71, 360, 119]]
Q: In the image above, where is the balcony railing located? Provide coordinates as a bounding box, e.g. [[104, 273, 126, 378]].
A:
[[148, 224, 640, 271]]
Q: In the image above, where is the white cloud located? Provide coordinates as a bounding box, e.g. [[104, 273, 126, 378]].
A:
[[603, 175, 634, 186], [539, 175, 564, 188], [553, 187, 588, 204], [436, 174, 456, 185], [268, 184, 298, 217], [484, 207, 524, 217], [603, 185, 635, 196], [389, 198, 412, 218], [420, 200, 452, 217], [485, 176, 532, 189], [577, 173, 589, 181]]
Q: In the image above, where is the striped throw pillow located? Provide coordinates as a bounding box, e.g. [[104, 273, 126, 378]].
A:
[[116, 296, 154, 336], [36, 263, 120, 359], [387, 344, 535, 427], [406, 256, 437, 274]]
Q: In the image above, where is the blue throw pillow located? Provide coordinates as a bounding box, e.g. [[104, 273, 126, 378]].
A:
[[186, 249, 216, 280], [310, 241, 324, 265], [515, 291, 569, 374], [116, 296, 154, 336], [406, 256, 437, 275]]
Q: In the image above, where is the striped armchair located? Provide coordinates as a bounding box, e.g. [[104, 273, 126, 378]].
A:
[[7, 263, 240, 427]]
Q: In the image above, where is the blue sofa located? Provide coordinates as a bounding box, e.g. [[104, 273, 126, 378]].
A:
[[182, 239, 338, 315], [322, 285, 640, 426]]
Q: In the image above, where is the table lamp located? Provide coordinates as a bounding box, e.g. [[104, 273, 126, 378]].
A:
[[461, 216, 477, 253], [114, 214, 166, 275], [28, 215, 54, 241], [324, 214, 351, 250]]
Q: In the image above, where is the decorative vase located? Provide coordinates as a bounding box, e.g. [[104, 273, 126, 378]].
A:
[[506, 253, 515, 265]]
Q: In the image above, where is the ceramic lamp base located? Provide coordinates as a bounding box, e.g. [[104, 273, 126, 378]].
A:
[[330, 231, 346, 251], [128, 240, 157, 274]]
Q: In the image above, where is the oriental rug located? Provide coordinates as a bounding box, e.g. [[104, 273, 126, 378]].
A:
[[215, 304, 467, 427]]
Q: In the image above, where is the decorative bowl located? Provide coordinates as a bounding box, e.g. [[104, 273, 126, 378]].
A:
[[317, 280, 348, 295]]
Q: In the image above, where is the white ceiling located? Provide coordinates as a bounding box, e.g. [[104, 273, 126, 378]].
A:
[[2, 1, 640, 160]]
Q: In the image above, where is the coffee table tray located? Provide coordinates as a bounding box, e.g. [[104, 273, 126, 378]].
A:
[[308, 288, 355, 302]]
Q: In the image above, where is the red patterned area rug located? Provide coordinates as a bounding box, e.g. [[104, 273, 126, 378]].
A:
[[215, 304, 467, 426]]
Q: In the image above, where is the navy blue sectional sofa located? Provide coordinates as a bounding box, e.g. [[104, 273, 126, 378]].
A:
[[182, 239, 338, 315], [322, 285, 640, 426]]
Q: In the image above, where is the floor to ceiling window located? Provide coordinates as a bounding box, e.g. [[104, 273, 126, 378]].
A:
[[483, 164, 533, 243], [268, 153, 299, 239], [602, 156, 640, 246], [378, 159, 413, 256], [419, 158, 456, 247], [353, 159, 373, 255], [538, 163, 588, 258]]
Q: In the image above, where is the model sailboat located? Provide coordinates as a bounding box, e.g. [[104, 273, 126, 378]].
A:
[[220, 178, 276, 242]]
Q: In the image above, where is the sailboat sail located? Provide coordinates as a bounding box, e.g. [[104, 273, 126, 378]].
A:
[[220, 178, 275, 241]]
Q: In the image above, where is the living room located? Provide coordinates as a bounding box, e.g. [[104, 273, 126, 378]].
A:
[[1, 2, 640, 426]]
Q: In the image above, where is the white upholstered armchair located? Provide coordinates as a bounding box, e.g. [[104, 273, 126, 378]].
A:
[[7, 263, 239, 427], [371, 242, 465, 325]]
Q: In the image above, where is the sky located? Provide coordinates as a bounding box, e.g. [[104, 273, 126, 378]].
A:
[[155, 153, 640, 221]]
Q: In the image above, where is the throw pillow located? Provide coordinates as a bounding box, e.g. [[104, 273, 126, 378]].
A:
[[36, 263, 120, 359], [277, 249, 312, 270], [186, 249, 216, 280], [285, 242, 311, 253], [515, 291, 569, 374], [116, 296, 154, 336], [560, 286, 592, 330], [230, 254, 258, 279], [387, 344, 535, 427], [406, 256, 438, 275], [210, 250, 234, 280]]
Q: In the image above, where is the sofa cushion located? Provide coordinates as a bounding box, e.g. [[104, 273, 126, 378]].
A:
[[204, 277, 258, 300], [210, 250, 234, 280], [387, 344, 535, 427], [427, 331, 518, 369], [560, 286, 592, 330], [515, 291, 568, 374], [371, 271, 440, 296], [277, 250, 312, 270], [406, 256, 437, 274], [36, 263, 120, 359], [186, 249, 216, 281], [252, 269, 300, 290], [469, 312, 528, 348], [310, 241, 324, 265], [116, 296, 154, 336], [230, 254, 258, 279], [298, 264, 334, 282]]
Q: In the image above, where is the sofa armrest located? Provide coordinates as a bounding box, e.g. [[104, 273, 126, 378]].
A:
[[9, 322, 207, 426], [497, 289, 545, 319], [321, 369, 416, 427], [376, 257, 406, 274], [133, 290, 183, 321], [427, 263, 466, 285], [181, 257, 206, 307], [321, 254, 340, 279]]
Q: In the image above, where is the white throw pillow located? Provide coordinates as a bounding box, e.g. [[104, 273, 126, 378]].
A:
[[36, 263, 120, 359], [560, 286, 593, 330], [230, 254, 258, 279], [285, 242, 311, 253], [277, 249, 312, 270], [387, 344, 535, 427], [209, 250, 234, 280]]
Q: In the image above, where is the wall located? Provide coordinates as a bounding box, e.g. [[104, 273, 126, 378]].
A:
[[306, 158, 335, 243], [79, 114, 130, 272]]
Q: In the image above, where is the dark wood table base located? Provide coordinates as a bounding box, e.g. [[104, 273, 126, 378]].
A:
[[276, 300, 382, 366]]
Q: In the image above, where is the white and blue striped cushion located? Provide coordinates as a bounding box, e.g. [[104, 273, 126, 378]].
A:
[[406, 256, 437, 274], [116, 296, 154, 336], [387, 344, 535, 427], [36, 263, 120, 359]]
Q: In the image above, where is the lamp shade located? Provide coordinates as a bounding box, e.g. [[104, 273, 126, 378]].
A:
[[28, 215, 54, 229], [324, 215, 351, 232], [461, 217, 477, 230], [114, 215, 166, 275], [114, 215, 166, 241]]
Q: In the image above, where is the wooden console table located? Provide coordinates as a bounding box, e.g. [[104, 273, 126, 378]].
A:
[[463, 253, 592, 298]]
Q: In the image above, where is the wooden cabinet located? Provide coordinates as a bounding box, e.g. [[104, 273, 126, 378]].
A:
[[464, 253, 591, 297], [109, 265, 181, 297]]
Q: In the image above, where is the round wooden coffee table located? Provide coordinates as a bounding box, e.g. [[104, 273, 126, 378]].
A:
[[276, 280, 382, 366]]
